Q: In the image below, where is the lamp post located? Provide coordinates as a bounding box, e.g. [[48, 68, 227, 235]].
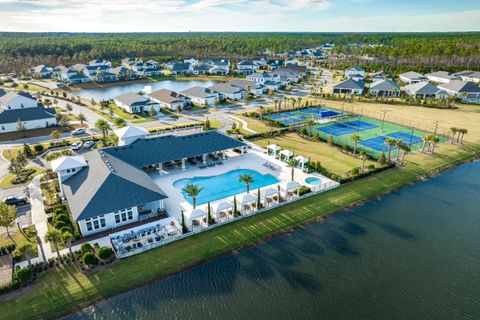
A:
[[433, 120, 439, 136], [381, 109, 391, 132]]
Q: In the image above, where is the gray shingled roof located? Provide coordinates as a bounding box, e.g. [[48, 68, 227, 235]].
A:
[[228, 80, 262, 91], [148, 89, 186, 104], [102, 130, 246, 168], [406, 82, 443, 95], [180, 86, 216, 98], [62, 150, 167, 221], [370, 79, 400, 91], [115, 92, 154, 107], [209, 83, 244, 95], [0, 106, 56, 124], [438, 80, 480, 93], [334, 79, 365, 90], [172, 63, 191, 71]]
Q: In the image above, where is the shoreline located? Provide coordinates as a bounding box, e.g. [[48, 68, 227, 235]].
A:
[[1, 142, 479, 320]]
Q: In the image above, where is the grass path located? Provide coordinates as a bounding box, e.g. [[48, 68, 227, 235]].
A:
[[1, 141, 478, 320]]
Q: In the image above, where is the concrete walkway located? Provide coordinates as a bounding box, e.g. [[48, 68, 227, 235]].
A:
[[225, 115, 257, 133], [29, 175, 50, 262]]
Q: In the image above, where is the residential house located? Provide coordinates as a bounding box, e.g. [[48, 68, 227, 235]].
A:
[[263, 80, 282, 91], [122, 57, 143, 67], [148, 89, 190, 110], [399, 71, 428, 84], [166, 60, 181, 70], [426, 71, 459, 84], [53, 66, 90, 84], [333, 79, 365, 95], [228, 80, 265, 96], [267, 59, 284, 70], [285, 58, 301, 65], [345, 66, 365, 80], [71, 64, 87, 73], [184, 57, 199, 65], [111, 66, 138, 80], [372, 70, 393, 82], [83, 65, 118, 82], [180, 86, 218, 106], [114, 92, 160, 114], [209, 59, 230, 75], [171, 63, 192, 76], [369, 79, 401, 97], [252, 57, 267, 66], [271, 68, 301, 84], [404, 82, 448, 100], [29, 65, 52, 78], [0, 91, 57, 133], [192, 64, 210, 75], [454, 71, 480, 84], [236, 60, 258, 75], [246, 72, 274, 85], [438, 80, 480, 103], [89, 59, 112, 67], [208, 83, 244, 101]]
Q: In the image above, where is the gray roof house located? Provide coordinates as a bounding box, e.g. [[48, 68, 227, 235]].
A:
[[372, 70, 393, 82], [148, 89, 190, 110], [29, 65, 52, 78], [369, 79, 401, 97], [171, 63, 191, 75], [454, 70, 480, 84], [228, 80, 265, 95], [399, 71, 428, 84], [180, 86, 218, 106], [333, 79, 365, 95], [405, 82, 448, 100], [426, 71, 459, 84], [438, 80, 480, 103], [114, 92, 159, 114], [208, 83, 244, 100], [345, 66, 365, 80]]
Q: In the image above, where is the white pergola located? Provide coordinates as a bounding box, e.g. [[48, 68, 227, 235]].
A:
[[279, 149, 294, 161], [281, 181, 300, 200], [266, 144, 281, 158], [258, 187, 279, 207], [212, 201, 234, 221], [185, 208, 207, 230], [237, 193, 257, 213], [294, 155, 309, 171]]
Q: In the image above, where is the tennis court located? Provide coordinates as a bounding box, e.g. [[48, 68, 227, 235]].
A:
[[317, 120, 379, 136], [264, 106, 340, 126], [359, 132, 423, 152]]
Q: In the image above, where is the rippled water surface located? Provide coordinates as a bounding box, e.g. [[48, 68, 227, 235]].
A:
[[65, 162, 480, 320]]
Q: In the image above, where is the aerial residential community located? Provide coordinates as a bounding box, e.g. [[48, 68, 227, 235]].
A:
[[0, 2, 480, 319]]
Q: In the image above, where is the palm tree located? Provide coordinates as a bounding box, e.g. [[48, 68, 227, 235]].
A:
[[239, 174, 254, 193], [350, 134, 362, 155], [421, 134, 430, 153], [61, 231, 75, 258], [430, 135, 440, 153], [15, 243, 33, 267], [95, 119, 111, 145], [286, 158, 300, 181], [399, 144, 411, 165], [45, 229, 63, 259], [395, 140, 405, 162], [114, 117, 127, 128], [305, 118, 315, 137], [459, 128, 468, 144], [384, 137, 396, 162], [109, 133, 119, 146], [358, 151, 367, 172], [182, 183, 203, 209], [450, 127, 457, 144]]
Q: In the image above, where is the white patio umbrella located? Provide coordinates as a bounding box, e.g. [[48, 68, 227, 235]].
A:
[[212, 201, 234, 220], [259, 187, 279, 206], [185, 208, 207, 229], [281, 181, 300, 199], [237, 193, 257, 213]]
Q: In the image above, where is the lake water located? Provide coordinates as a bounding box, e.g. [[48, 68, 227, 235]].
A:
[[65, 161, 480, 320], [73, 80, 219, 100]]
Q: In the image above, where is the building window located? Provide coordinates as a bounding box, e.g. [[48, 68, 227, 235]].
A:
[[86, 221, 92, 231], [127, 211, 133, 220], [93, 220, 99, 229], [121, 212, 127, 222], [100, 217, 106, 228], [115, 214, 120, 223]]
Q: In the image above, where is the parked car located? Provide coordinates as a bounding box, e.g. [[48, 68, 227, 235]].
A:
[[72, 128, 86, 136], [3, 195, 28, 206], [71, 141, 83, 150], [83, 140, 96, 149]]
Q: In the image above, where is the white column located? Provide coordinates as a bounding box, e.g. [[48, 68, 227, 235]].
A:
[[222, 151, 226, 160], [241, 146, 245, 155], [203, 154, 207, 164], [181, 158, 186, 170], [158, 163, 163, 172]]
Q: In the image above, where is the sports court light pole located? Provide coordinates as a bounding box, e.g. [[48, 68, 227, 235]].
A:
[[381, 109, 391, 132], [433, 120, 439, 136]]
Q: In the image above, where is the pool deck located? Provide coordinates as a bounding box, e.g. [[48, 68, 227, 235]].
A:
[[150, 147, 333, 221]]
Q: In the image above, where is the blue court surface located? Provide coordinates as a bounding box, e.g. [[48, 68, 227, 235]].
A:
[[277, 116, 308, 125], [359, 132, 423, 151], [317, 120, 378, 136]]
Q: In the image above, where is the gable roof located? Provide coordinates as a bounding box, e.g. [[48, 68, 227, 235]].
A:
[[0, 105, 56, 124], [115, 92, 153, 107], [114, 126, 149, 139], [102, 130, 245, 169], [148, 89, 187, 104], [228, 80, 263, 91], [0, 91, 36, 106], [51, 156, 88, 171], [426, 71, 457, 80], [346, 66, 364, 72], [400, 71, 426, 80], [438, 80, 480, 93], [61, 150, 167, 221], [180, 86, 216, 98], [172, 63, 191, 71], [370, 79, 400, 91], [333, 79, 365, 90], [209, 83, 244, 95], [237, 60, 255, 66], [406, 82, 444, 95], [455, 70, 480, 79]]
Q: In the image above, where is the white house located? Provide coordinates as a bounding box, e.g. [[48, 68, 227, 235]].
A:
[[29, 65, 52, 78], [114, 92, 160, 114], [89, 59, 112, 67], [228, 80, 265, 96], [371, 70, 393, 82], [405, 82, 448, 100], [184, 57, 199, 65], [0, 91, 57, 133], [171, 63, 192, 76], [399, 71, 428, 84], [333, 79, 365, 95], [369, 79, 401, 97], [438, 80, 480, 104], [148, 89, 190, 110], [426, 71, 459, 84], [236, 60, 258, 75], [252, 57, 267, 66], [180, 86, 218, 106], [247, 72, 274, 85], [209, 59, 230, 75], [345, 66, 365, 80], [208, 83, 244, 100], [454, 71, 480, 84]]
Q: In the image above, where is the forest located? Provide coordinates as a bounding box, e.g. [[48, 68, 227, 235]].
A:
[[0, 32, 479, 73]]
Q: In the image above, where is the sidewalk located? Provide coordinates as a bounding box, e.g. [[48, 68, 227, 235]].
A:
[[29, 174, 50, 263]]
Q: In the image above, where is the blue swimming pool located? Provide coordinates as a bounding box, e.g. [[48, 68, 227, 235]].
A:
[[173, 169, 280, 205]]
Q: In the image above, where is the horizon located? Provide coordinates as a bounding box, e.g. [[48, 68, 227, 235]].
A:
[[0, 0, 479, 32]]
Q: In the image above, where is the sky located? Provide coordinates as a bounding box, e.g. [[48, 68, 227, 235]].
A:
[[0, 0, 479, 32]]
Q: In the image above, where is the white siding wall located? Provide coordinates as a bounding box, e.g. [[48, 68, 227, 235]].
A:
[[0, 117, 57, 133], [78, 206, 140, 236]]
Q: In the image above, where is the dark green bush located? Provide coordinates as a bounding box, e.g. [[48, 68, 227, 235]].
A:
[[54, 220, 67, 230], [54, 213, 70, 224], [33, 144, 44, 153], [80, 242, 93, 254], [97, 247, 111, 260], [16, 267, 33, 283], [82, 252, 97, 266]]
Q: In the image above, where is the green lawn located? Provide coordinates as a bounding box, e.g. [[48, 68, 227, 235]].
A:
[[108, 103, 134, 120], [1, 141, 478, 320], [252, 133, 376, 177], [0, 167, 44, 188], [0, 225, 38, 260], [235, 114, 271, 133]]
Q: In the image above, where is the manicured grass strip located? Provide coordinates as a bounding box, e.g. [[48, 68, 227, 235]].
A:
[[0, 167, 44, 188], [0, 142, 478, 320]]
